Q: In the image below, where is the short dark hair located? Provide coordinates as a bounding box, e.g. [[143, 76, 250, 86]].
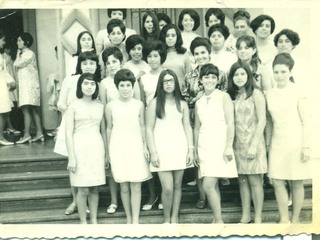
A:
[[199, 63, 219, 79], [19, 32, 33, 48], [156, 12, 172, 25], [73, 31, 96, 57], [76, 73, 99, 99], [250, 14, 276, 34], [208, 24, 230, 40], [107, 19, 126, 35], [178, 9, 200, 31], [274, 29, 300, 47], [142, 40, 167, 64], [114, 68, 136, 88], [159, 24, 186, 54], [107, 9, 127, 19], [272, 52, 295, 71], [233, 10, 251, 25], [205, 8, 225, 26], [101, 46, 123, 65], [125, 34, 145, 56], [190, 37, 211, 55]]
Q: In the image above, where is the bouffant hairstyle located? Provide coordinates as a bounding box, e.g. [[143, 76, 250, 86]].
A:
[[19, 32, 33, 48], [76, 73, 99, 99], [101, 46, 123, 65], [114, 68, 136, 88], [159, 24, 186, 54], [178, 9, 200, 31], [250, 14, 276, 34], [141, 11, 160, 41], [157, 12, 172, 25], [199, 63, 219, 80], [272, 52, 295, 71], [142, 40, 167, 64], [273, 29, 300, 47], [227, 61, 258, 100], [107, 19, 126, 36], [208, 24, 230, 40], [233, 10, 251, 25], [190, 37, 211, 55], [154, 69, 183, 119], [205, 8, 225, 26], [125, 34, 145, 57], [73, 31, 96, 57], [75, 51, 101, 81], [107, 9, 127, 19]]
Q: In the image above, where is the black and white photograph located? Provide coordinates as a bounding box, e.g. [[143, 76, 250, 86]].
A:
[[0, 0, 319, 238]]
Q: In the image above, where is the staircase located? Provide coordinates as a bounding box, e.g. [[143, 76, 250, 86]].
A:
[[0, 138, 312, 224]]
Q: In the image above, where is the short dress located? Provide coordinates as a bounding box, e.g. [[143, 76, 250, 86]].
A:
[[196, 89, 238, 178], [13, 48, 40, 107], [68, 99, 106, 187], [109, 98, 152, 183], [0, 54, 11, 113], [233, 90, 267, 174], [265, 83, 311, 180], [150, 101, 193, 172]]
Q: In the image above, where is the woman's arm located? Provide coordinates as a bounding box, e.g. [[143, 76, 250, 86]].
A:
[[57, 77, 70, 112], [259, 64, 274, 91], [13, 50, 34, 68], [101, 105, 109, 169], [223, 92, 235, 161], [247, 89, 267, 159], [138, 101, 149, 161], [99, 80, 107, 105], [181, 101, 194, 166], [133, 80, 141, 101], [298, 94, 311, 162], [138, 77, 147, 107], [193, 103, 201, 167], [145, 99, 159, 168], [105, 102, 113, 167], [65, 104, 77, 172]]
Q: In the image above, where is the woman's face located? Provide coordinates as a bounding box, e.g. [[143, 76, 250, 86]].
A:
[[201, 73, 218, 92], [81, 79, 96, 97], [273, 64, 291, 89], [108, 26, 125, 46], [80, 33, 93, 51], [277, 34, 294, 54], [159, 20, 167, 30], [0, 37, 5, 49], [106, 54, 122, 76], [237, 41, 256, 63], [147, 50, 161, 70], [17, 37, 26, 49], [234, 19, 249, 37], [209, 30, 225, 51], [144, 15, 154, 34], [165, 28, 177, 48], [162, 74, 175, 94], [81, 59, 97, 74], [129, 43, 143, 62], [110, 10, 124, 20], [233, 68, 248, 89], [255, 20, 272, 39], [193, 46, 210, 67], [118, 80, 133, 99], [182, 14, 194, 32], [208, 14, 221, 27]]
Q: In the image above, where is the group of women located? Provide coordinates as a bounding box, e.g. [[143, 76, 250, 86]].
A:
[[0, 8, 311, 225]]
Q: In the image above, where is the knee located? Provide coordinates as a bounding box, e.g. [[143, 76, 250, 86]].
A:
[[130, 183, 141, 193], [90, 187, 99, 194], [272, 179, 285, 189], [161, 185, 173, 196], [121, 185, 130, 194], [78, 187, 90, 196]]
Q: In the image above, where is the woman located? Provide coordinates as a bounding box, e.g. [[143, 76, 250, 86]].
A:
[[194, 63, 238, 223], [65, 73, 106, 224], [146, 69, 194, 223], [14, 32, 44, 144], [250, 14, 277, 67], [141, 11, 160, 42], [105, 69, 151, 224], [204, 8, 225, 27], [0, 31, 15, 145], [159, 24, 192, 91], [265, 53, 311, 223], [227, 61, 267, 223], [236, 35, 273, 91]]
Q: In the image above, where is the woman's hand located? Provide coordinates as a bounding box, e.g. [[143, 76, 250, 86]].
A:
[[67, 158, 76, 173], [150, 152, 160, 168], [193, 151, 199, 167], [301, 147, 310, 162], [186, 149, 194, 166], [143, 145, 150, 162], [57, 103, 67, 112], [105, 155, 110, 169], [224, 146, 234, 162], [247, 145, 257, 160]]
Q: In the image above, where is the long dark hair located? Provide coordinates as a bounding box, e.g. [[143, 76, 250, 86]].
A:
[[141, 11, 160, 41], [159, 24, 186, 54], [227, 61, 260, 100], [154, 69, 183, 119], [74, 51, 101, 81], [73, 31, 96, 57]]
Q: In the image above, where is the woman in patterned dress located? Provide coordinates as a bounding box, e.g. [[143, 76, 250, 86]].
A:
[[227, 61, 267, 223]]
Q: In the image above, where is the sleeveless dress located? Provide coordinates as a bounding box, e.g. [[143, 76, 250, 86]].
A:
[[196, 89, 238, 178], [233, 90, 267, 174], [0, 54, 11, 113], [265, 83, 311, 180], [109, 98, 152, 183], [68, 99, 106, 187], [150, 101, 193, 172]]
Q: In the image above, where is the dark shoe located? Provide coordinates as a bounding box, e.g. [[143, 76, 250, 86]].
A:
[[195, 199, 206, 209]]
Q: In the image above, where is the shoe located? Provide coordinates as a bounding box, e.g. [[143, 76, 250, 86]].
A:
[[7, 128, 21, 135], [221, 178, 230, 186], [288, 200, 292, 207], [142, 197, 158, 211], [31, 134, 44, 142], [65, 202, 77, 215], [158, 203, 163, 210], [187, 179, 197, 186], [16, 136, 32, 144], [195, 199, 206, 209], [0, 138, 14, 146], [86, 207, 90, 214], [238, 219, 253, 224], [107, 204, 118, 214]]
